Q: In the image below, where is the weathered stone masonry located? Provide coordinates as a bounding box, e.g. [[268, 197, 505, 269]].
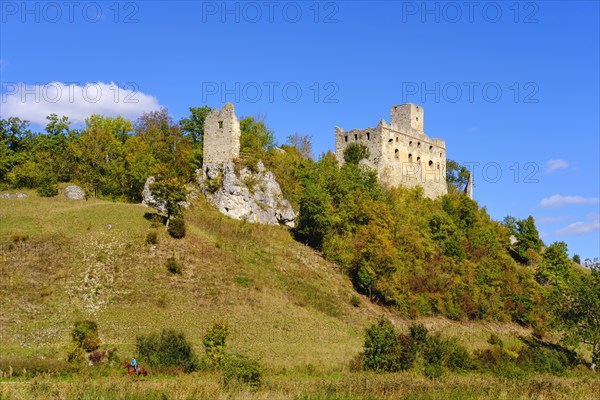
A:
[[335, 103, 448, 199]]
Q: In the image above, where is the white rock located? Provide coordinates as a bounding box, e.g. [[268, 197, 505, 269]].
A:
[[198, 161, 296, 227], [64, 185, 86, 200]]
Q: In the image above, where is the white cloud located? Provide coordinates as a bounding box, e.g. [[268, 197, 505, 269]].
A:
[[536, 216, 565, 224], [540, 195, 600, 207], [545, 159, 568, 173], [1, 82, 160, 125], [556, 214, 600, 236]]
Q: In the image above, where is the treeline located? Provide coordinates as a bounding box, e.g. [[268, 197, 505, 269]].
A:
[[0, 107, 274, 201]]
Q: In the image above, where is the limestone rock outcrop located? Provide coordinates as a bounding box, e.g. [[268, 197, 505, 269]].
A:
[[198, 161, 296, 227], [64, 185, 86, 200]]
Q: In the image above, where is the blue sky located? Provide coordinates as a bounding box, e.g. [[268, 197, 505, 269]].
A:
[[1, 1, 599, 260]]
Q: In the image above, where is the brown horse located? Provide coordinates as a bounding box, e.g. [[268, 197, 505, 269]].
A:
[[124, 362, 148, 379]]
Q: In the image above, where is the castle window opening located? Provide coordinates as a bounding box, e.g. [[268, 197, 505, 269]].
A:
[[395, 149, 399, 159], [388, 138, 393, 143], [428, 160, 433, 167], [366, 132, 370, 140], [396, 137, 398, 142], [408, 153, 413, 162], [416, 117, 419, 122], [354, 134, 358, 141], [218, 121, 223, 129], [417, 156, 421, 162], [409, 141, 413, 146], [417, 142, 421, 148], [440, 152, 442, 157], [437, 163, 440, 170], [344, 135, 348, 143], [429, 145, 433, 151]]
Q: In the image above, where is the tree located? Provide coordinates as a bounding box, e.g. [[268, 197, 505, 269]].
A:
[[362, 317, 403, 372], [180, 106, 212, 170], [239, 116, 275, 156], [286, 133, 313, 160], [555, 264, 600, 370], [149, 176, 188, 228], [446, 159, 470, 193], [504, 215, 543, 264], [343, 143, 370, 165], [179, 106, 212, 145], [537, 241, 571, 286]]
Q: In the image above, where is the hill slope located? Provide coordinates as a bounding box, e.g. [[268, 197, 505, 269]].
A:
[[1, 191, 530, 370]]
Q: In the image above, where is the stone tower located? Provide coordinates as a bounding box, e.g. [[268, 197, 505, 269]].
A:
[[203, 103, 240, 164], [334, 103, 447, 199]]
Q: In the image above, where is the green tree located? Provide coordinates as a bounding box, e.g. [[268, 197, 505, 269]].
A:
[[150, 176, 188, 228], [537, 241, 571, 286], [71, 320, 100, 352], [240, 116, 275, 156], [179, 105, 212, 169], [555, 264, 600, 370], [343, 143, 370, 165], [362, 317, 403, 372], [446, 159, 470, 193]]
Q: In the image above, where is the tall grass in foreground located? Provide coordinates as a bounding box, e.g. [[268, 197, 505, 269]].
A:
[[1, 370, 599, 400]]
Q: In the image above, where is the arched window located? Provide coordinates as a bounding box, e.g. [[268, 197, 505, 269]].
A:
[[428, 160, 433, 167], [409, 141, 413, 147], [417, 156, 421, 162], [394, 149, 399, 159], [366, 132, 370, 140], [417, 142, 421, 148], [344, 136, 348, 143], [408, 154, 413, 162], [429, 145, 433, 151]]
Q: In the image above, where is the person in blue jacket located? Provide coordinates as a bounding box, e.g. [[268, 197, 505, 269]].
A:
[[131, 357, 138, 373]]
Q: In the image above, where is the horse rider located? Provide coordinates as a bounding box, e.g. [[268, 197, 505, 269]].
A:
[[131, 357, 138, 373]]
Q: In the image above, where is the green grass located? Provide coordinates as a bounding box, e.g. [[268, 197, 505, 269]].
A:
[[1, 191, 597, 398]]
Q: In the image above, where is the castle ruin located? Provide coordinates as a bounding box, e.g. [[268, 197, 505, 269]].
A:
[[203, 103, 241, 164], [335, 103, 448, 199]]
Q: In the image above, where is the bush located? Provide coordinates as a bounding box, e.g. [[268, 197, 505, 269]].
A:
[[136, 329, 197, 372], [350, 295, 361, 307], [168, 217, 186, 238], [71, 320, 100, 352], [362, 318, 403, 372], [203, 321, 230, 368], [166, 257, 182, 274], [223, 354, 262, 388], [37, 181, 58, 197], [146, 231, 158, 245], [66, 345, 87, 367]]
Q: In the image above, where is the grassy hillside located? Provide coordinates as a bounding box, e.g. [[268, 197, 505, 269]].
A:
[[1, 191, 597, 399]]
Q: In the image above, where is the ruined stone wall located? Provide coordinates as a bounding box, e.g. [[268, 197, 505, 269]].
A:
[[203, 103, 241, 165], [335, 103, 447, 199]]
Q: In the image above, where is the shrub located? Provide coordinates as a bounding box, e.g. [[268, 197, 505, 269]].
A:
[[136, 329, 197, 372], [409, 323, 429, 351], [168, 217, 186, 238], [350, 295, 361, 307], [37, 181, 58, 197], [362, 317, 403, 372], [166, 257, 182, 274], [146, 231, 158, 245], [423, 363, 443, 379], [223, 354, 262, 388], [66, 345, 87, 366], [445, 340, 474, 372], [203, 321, 230, 368], [71, 320, 100, 352]]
